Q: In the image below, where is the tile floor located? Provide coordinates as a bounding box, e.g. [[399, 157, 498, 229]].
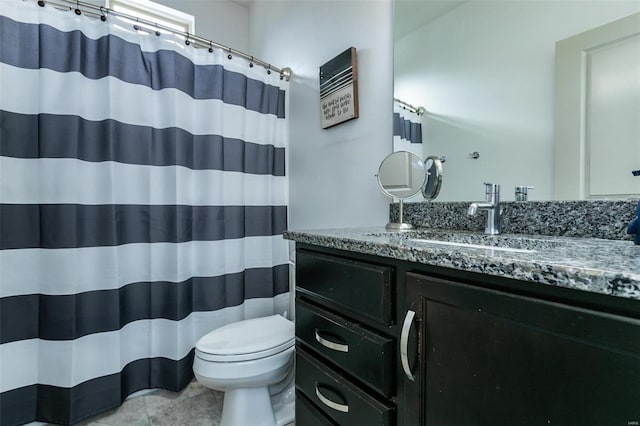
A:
[[73, 380, 224, 426], [38, 380, 295, 426]]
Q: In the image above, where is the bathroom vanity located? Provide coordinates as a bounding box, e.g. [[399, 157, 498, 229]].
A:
[[285, 228, 640, 426]]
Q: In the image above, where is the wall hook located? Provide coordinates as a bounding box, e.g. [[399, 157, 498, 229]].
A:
[[469, 151, 480, 159]]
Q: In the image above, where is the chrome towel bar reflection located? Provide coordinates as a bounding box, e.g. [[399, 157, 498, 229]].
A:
[[394, 98, 425, 116]]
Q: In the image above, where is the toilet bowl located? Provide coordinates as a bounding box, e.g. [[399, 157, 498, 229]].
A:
[[193, 315, 295, 426]]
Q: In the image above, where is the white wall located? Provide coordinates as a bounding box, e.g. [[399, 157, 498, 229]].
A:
[[154, 0, 249, 51], [395, 1, 640, 202], [249, 0, 394, 230]]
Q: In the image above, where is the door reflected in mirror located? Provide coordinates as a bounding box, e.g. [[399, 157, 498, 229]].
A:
[[393, 0, 640, 201], [378, 151, 426, 199]]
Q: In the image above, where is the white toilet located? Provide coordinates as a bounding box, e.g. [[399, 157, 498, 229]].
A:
[[193, 314, 295, 426]]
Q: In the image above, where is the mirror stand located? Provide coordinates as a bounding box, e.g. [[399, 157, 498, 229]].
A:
[[386, 199, 413, 230]]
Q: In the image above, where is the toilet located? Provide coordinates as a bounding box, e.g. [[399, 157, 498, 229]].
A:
[[193, 314, 295, 426]]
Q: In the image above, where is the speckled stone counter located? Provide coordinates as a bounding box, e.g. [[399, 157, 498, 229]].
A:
[[391, 200, 639, 240], [284, 227, 640, 301]]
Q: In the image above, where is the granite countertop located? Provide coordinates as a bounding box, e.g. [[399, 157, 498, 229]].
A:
[[284, 227, 640, 301]]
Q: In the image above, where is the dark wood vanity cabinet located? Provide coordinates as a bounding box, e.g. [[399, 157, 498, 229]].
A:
[[294, 247, 397, 425], [294, 244, 640, 426], [401, 272, 640, 426]]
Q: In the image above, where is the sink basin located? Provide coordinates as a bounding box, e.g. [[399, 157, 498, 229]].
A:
[[408, 238, 537, 253], [364, 229, 565, 252]]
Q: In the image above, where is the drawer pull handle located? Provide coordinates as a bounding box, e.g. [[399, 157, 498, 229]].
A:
[[401, 309, 416, 381], [315, 329, 349, 353], [315, 384, 349, 413]]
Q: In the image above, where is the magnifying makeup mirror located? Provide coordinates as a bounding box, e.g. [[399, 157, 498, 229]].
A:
[[377, 151, 427, 230], [422, 155, 443, 200]]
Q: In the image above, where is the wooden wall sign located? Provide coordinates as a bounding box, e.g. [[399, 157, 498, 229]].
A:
[[319, 47, 359, 129]]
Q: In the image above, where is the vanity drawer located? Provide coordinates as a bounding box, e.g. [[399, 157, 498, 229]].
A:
[[296, 250, 394, 326], [296, 299, 395, 397], [296, 391, 338, 425], [296, 348, 395, 426]]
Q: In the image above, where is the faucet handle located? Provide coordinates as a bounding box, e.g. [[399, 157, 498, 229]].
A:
[[483, 182, 500, 194], [515, 186, 534, 201]]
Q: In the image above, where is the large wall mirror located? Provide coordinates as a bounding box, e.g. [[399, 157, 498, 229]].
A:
[[393, 0, 640, 202]]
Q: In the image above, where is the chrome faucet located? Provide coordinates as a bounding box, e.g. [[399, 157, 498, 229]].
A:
[[468, 183, 501, 235]]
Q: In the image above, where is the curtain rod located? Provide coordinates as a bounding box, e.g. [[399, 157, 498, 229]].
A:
[[34, 0, 292, 81], [394, 98, 425, 116]]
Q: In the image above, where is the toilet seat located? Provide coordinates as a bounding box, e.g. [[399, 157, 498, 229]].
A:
[[196, 315, 294, 362]]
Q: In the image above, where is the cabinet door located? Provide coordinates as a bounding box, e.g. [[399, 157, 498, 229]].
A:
[[400, 272, 640, 426]]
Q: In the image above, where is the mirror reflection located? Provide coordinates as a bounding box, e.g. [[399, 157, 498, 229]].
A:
[[377, 151, 428, 230], [378, 151, 427, 199], [394, 0, 640, 201], [422, 156, 443, 200]]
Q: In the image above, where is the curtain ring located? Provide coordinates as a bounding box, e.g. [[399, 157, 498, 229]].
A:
[[99, 6, 107, 22], [74, 0, 81, 15], [133, 16, 140, 31], [154, 22, 160, 36], [208, 41, 213, 53], [266, 64, 271, 75], [185, 32, 191, 46], [37, 0, 45, 7], [249, 57, 254, 68], [227, 48, 232, 60]]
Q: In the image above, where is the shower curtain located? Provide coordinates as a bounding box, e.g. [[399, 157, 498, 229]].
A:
[[0, 1, 289, 424], [393, 103, 423, 157]]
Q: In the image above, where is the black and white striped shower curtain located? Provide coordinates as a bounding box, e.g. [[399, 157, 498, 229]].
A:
[[393, 103, 423, 156], [0, 1, 289, 424]]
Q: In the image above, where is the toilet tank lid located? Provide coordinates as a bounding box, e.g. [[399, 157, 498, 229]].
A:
[[196, 314, 294, 356]]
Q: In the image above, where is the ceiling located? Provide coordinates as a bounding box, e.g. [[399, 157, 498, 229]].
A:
[[394, 0, 466, 41], [229, 0, 466, 40]]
